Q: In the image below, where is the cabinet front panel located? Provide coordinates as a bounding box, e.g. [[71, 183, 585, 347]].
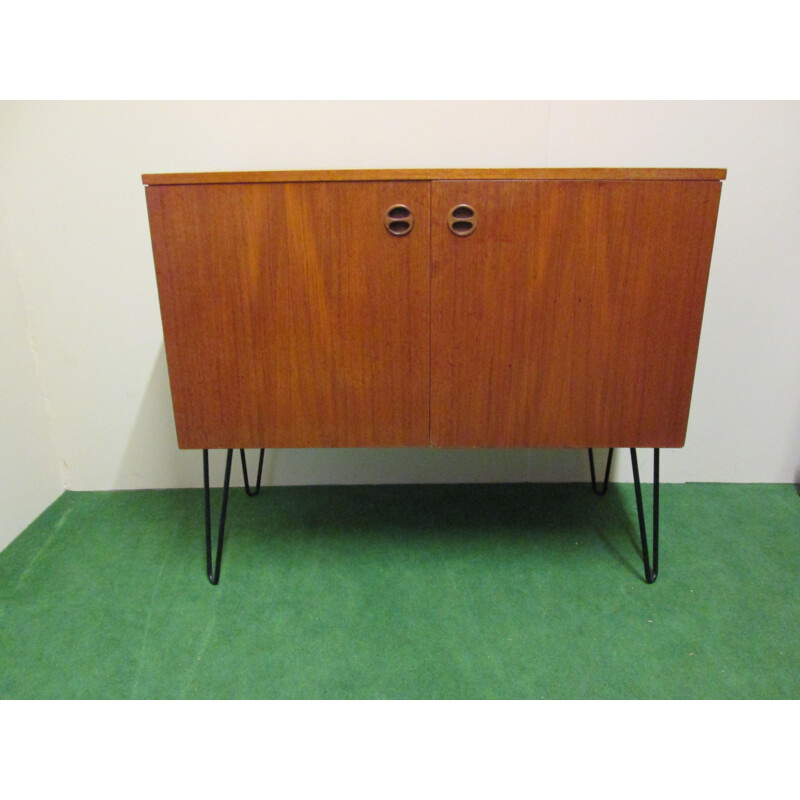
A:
[[147, 182, 431, 448], [430, 180, 722, 447]]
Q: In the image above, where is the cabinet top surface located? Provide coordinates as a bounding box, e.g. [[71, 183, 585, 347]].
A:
[[142, 168, 726, 186]]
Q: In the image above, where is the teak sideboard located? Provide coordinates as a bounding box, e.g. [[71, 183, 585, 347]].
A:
[[143, 168, 726, 584]]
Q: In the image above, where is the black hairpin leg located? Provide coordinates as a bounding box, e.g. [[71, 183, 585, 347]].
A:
[[203, 448, 233, 585], [240, 448, 265, 497], [588, 448, 614, 496], [630, 448, 659, 584]]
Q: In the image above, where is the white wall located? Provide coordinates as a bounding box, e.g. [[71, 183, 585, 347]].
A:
[[0, 175, 63, 549], [1, 102, 799, 533]]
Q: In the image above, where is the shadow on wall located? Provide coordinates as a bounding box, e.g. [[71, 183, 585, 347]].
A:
[[114, 344, 194, 490], [116, 344, 602, 490], [793, 415, 800, 494]]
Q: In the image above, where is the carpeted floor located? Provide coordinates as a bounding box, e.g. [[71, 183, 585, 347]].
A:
[[1, 482, 798, 699]]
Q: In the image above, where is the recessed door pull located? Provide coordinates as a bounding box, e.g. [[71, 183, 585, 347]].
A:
[[384, 204, 414, 236], [448, 204, 477, 236]]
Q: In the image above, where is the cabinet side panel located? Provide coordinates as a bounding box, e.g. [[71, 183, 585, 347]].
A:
[[146, 182, 430, 448], [430, 180, 721, 447]]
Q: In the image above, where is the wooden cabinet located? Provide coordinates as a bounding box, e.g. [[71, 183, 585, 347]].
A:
[[143, 168, 725, 584], [145, 169, 724, 452]]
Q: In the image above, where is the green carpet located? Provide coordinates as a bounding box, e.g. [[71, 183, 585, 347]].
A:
[[1, 482, 798, 699]]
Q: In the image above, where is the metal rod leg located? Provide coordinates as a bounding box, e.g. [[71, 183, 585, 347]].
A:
[[630, 448, 659, 584], [240, 448, 265, 497], [204, 448, 234, 585], [588, 448, 614, 496]]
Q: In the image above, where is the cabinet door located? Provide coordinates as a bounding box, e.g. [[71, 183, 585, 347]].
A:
[[430, 180, 722, 447], [147, 181, 430, 448]]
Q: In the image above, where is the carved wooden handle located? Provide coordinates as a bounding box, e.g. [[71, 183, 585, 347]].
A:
[[384, 204, 414, 236], [447, 204, 477, 236]]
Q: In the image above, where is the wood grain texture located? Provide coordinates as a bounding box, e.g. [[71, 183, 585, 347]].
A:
[[430, 180, 722, 448], [146, 182, 431, 448], [143, 168, 727, 186]]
